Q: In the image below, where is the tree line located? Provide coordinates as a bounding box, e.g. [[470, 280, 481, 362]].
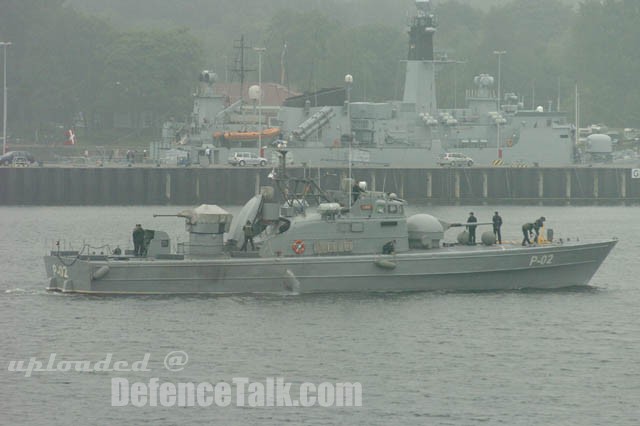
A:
[[1, 0, 638, 143]]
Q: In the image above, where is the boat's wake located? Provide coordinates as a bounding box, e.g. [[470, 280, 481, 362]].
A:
[[4, 287, 47, 296], [282, 269, 301, 293]]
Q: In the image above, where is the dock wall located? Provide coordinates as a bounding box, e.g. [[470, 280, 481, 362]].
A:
[[1, 167, 639, 206]]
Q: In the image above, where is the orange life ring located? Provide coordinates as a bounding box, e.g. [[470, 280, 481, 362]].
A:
[[506, 139, 513, 147], [292, 240, 305, 255]]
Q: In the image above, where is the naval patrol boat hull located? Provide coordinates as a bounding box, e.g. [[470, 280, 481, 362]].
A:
[[45, 240, 616, 295]]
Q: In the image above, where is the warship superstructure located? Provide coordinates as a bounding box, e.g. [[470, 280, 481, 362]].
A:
[[162, 0, 575, 167]]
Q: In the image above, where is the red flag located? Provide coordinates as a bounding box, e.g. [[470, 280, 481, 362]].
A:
[[64, 129, 76, 145]]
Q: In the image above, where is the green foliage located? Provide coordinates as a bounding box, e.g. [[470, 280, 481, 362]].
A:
[[98, 28, 203, 121], [1, 0, 204, 142], [264, 10, 404, 100], [433, 1, 485, 108], [339, 25, 405, 101], [264, 9, 342, 91], [570, 0, 640, 125], [472, 0, 574, 109], [2, 0, 639, 142]]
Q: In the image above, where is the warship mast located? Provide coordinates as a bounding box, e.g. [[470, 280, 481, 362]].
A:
[[231, 35, 255, 105], [403, 0, 438, 115]]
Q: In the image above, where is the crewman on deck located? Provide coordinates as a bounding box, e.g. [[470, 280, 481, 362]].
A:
[[132, 224, 145, 256], [352, 181, 365, 203], [382, 240, 396, 255], [533, 216, 546, 244], [522, 222, 535, 246], [241, 220, 255, 251], [466, 212, 478, 245], [492, 211, 503, 244]]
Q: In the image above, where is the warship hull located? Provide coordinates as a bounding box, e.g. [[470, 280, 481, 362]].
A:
[[208, 131, 572, 168], [44, 240, 616, 295]]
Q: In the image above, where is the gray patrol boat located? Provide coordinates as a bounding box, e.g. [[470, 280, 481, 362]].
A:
[[44, 149, 616, 294], [164, 0, 576, 168]]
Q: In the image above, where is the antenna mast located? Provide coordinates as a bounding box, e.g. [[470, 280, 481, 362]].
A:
[[231, 35, 255, 104]]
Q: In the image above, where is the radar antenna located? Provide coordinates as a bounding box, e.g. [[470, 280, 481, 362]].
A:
[[270, 142, 332, 208], [231, 35, 256, 104]]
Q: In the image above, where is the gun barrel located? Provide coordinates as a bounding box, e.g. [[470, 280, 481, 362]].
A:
[[449, 222, 493, 226], [444, 221, 493, 229]]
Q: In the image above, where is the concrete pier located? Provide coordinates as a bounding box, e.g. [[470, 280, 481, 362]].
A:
[[0, 166, 639, 206]]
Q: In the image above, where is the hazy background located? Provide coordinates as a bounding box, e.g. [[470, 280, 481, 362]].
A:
[[1, 0, 638, 144]]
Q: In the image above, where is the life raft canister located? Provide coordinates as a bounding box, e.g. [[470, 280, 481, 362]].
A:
[[292, 240, 305, 255]]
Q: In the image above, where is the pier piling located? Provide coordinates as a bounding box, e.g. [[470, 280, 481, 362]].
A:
[[1, 166, 638, 206]]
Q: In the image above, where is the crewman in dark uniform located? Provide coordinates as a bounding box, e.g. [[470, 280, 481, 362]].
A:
[[466, 212, 478, 245], [132, 224, 145, 256], [352, 181, 365, 203], [533, 216, 546, 244], [492, 211, 503, 244], [522, 222, 535, 246], [382, 240, 396, 254], [240, 220, 255, 251]]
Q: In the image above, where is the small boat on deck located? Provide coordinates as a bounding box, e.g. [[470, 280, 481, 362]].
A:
[[214, 127, 281, 142]]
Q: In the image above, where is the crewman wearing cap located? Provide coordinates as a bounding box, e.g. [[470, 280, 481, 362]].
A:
[[466, 212, 478, 245], [492, 211, 503, 244], [533, 216, 546, 244], [132, 224, 145, 256]]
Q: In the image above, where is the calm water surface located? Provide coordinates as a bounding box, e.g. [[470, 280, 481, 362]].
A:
[[1, 205, 639, 425]]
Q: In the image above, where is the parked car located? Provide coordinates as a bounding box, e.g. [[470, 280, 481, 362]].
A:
[[11, 156, 30, 167], [0, 150, 36, 166], [438, 152, 474, 167], [228, 151, 268, 167]]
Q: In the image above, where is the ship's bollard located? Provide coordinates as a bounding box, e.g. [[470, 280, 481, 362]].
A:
[[457, 230, 469, 244], [481, 231, 496, 246]]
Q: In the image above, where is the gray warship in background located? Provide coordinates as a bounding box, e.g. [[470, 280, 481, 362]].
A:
[[156, 0, 576, 168], [44, 148, 616, 294]]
